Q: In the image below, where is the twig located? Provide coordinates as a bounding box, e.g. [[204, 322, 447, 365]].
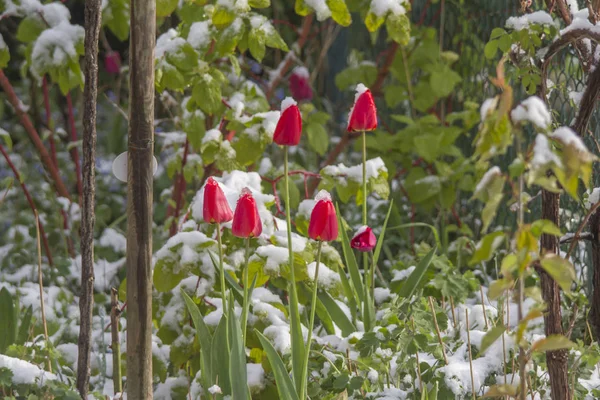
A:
[[428, 296, 448, 365], [466, 310, 476, 400], [168, 139, 189, 236], [0, 142, 54, 266], [449, 296, 457, 328], [111, 288, 122, 394], [560, 231, 593, 244], [480, 286, 489, 330], [411, 316, 424, 394], [0, 70, 70, 199], [567, 201, 600, 258], [65, 93, 83, 201], [34, 210, 51, 373], [265, 15, 313, 101]]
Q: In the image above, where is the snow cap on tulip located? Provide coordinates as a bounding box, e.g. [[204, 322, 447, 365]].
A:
[[347, 83, 377, 132], [289, 67, 313, 101], [232, 188, 262, 238], [350, 226, 377, 252], [308, 190, 338, 242], [273, 97, 302, 146], [203, 177, 234, 224]]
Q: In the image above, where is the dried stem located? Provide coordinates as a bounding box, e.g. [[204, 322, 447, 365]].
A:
[[111, 288, 122, 394], [428, 296, 448, 365], [0, 142, 53, 266], [449, 296, 457, 328], [411, 316, 424, 394], [480, 286, 489, 330], [466, 310, 476, 400], [34, 210, 51, 373], [0, 70, 70, 199]]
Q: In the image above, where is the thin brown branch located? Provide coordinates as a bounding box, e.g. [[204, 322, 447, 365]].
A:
[[66, 93, 83, 201], [0, 70, 70, 199]]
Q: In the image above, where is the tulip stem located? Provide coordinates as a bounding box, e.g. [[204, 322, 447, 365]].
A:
[[302, 240, 322, 398], [284, 147, 304, 397], [216, 222, 227, 314], [241, 236, 251, 344], [361, 130, 374, 324], [362, 131, 367, 226]]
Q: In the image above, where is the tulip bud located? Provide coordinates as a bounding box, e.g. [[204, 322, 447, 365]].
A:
[[104, 51, 121, 75], [203, 177, 234, 224], [308, 190, 338, 242], [347, 83, 377, 132], [232, 188, 262, 238], [273, 97, 302, 146], [289, 67, 313, 101], [350, 226, 377, 252]]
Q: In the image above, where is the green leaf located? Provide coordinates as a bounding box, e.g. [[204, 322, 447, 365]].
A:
[[192, 77, 222, 115], [327, 0, 352, 26], [229, 304, 249, 400], [16, 17, 44, 43], [336, 204, 365, 304], [482, 385, 518, 397], [404, 169, 441, 203], [365, 11, 385, 32], [16, 306, 32, 345], [249, 0, 270, 7], [531, 334, 575, 352], [265, 29, 289, 52], [479, 325, 505, 354], [394, 247, 436, 299], [0, 42, 9, 69], [373, 199, 393, 266], [212, 6, 236, 29], [530, 219, 562, 238], [484, 40, 498, 59], [181, 290, 213, 395], [212, 315, 231, 393], [256, 331, 299, 400], [469, 231, 505, 266], [429, 64, 461, 98], [540, 255, 576, 293], [318, 291, 356, 336], [248, 29, 266, 61], [306, 123, 329, 156], [0, 129, 12, 151], [153, 259, 186, 292], [0, 288, 15, 353], [386, 13, 410, 45], [157, 0, 178, 17], [103, 0, 130, 41]]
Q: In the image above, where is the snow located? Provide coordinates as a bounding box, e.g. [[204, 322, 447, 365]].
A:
[[506, 11, 555, 31], [315, 189, 332, 202], [474, 166, 501, 194], [304, 0, 331, 21], [155, 29, 186, 60], [369, 0, 409, 17], [353, 225, 369, 237], [208, 384, 222, 394], [280, 96, 297, 112], [31, 21, 85, 77], [374, 287, 391, 304], [202, 128, 222, 144], [292, 66, 309, 78], [551, 127, 590, 153], [0, 354, 57, 385], [511, 96, 551, 129], [247, 363, 266, 391], [98, 227, 127, 253], [256, 245, 289, 273], [587, 188, 600, 209], [187, 20, 212, 49], [322, 157, 387, 184], [531, 134, 562, 168], [391, 266, 415, 281], [297, 199, 316, 218], [307, 261, 341, 289]]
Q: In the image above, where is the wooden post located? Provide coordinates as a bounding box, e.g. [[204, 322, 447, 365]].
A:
[[126, 0, 155, 395], [77, 0, 102, 396]]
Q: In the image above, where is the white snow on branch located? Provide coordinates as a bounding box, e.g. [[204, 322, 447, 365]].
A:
[[511, 96, 551, 129]]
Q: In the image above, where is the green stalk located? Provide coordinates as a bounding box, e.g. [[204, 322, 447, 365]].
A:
[[284, 147, 304, 397], [301, 241, 323, 397], [361, 130, 374, 330], [241, 237, 251, 344], [216, 222, 227, 313], [362, 131, 367, 226]]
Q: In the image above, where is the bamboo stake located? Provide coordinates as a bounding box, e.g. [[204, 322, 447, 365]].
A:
[[480, 286, 489, 330], [466, 310, 476, 400]]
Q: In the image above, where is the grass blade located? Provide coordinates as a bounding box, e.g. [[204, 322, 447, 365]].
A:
[[336, 204, 364, 304], [318, 291, 356, 336], [387, 222, 441, 249], [181, 290, 213, 393], [228, 302, 249, 400], [209, 251, 244, 305], [256, 330, 299, 400], [0, 287, 15, 353], [373, 199, 394, 266], [394, 247, 437, 299], [17, 305, 32, 345], [211, 314, 231, 394]]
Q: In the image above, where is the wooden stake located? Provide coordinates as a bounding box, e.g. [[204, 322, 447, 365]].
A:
[[111, 288, 122, 394], [428, 297, 448, 365], [466, 310, 476, 400], [449, 296, 457, 328]]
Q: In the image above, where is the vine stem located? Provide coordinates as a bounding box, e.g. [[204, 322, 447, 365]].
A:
[[0, 142, 53, 266], [284, 147, 304, 398], [241, 237, 251, 344], [216, 222, 226, 313], [301, 241, 323, 397], [34, 210, 51, 373]]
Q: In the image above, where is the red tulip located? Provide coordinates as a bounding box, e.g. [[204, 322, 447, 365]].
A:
[[203, 177, 233, 224], [308, 190, 338, 242], [104, 51, 121, 75], [347, 84, 377, 132], [273, 97, 302, 146], [232, 188, 262, 238], [289, 67, 313, 101], [350, 226, 377, 252]]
